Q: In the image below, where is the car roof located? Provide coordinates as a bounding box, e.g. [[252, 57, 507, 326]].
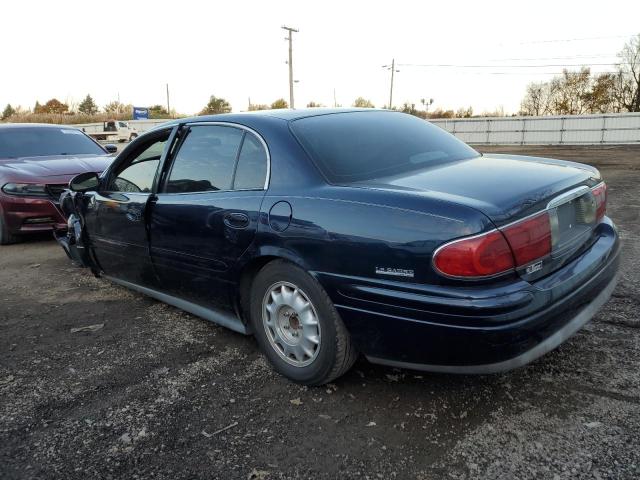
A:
[[233, 107, 383, 121], [0, 123, 81, 130], [163, 108, 393, 126]]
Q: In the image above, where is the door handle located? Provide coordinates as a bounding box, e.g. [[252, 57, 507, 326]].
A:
[[223, 212, 250, 229]]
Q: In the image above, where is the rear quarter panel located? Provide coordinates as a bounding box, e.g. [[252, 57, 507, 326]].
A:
[[255, 185, 494, 286]]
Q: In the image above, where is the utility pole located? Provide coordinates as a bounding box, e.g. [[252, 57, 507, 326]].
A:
[[382, 59, 400, 109], [166, 84, 170, 115], [282, 25, 298, 108]]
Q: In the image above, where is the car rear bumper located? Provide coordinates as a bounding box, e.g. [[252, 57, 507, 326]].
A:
[[0, 193, 66, 234], [315, 217, 620, 373]]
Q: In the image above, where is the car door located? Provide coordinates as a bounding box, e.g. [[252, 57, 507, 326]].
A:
[[149, 123, 269, 311], [89, 127, 174, 287]]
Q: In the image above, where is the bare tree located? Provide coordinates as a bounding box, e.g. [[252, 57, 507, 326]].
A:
[[585, 73, 616, 113], [455, 106, 473, 118], [616, 34, 640, 111], [520, 83, 546, 116], [551, 68, 591, 115]]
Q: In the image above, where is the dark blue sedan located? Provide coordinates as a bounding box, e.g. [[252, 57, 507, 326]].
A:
[[56, 109, 620, 385]]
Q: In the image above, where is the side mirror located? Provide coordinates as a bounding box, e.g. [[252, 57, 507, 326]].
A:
[[69, 172, 100, 192], [104, 144, 118, 154]]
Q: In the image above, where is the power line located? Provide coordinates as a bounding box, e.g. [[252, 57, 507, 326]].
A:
[[397, 62, 629, 68], [485, 54, 619, 61], [513, 34, 637, 45], [418, 71, 618, 75]]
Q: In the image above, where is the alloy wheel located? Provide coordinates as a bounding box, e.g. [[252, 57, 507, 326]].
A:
[[262, 281, 321, 367]]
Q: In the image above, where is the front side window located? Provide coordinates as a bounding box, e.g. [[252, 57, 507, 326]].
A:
[[165, 126, 244, 193], [108, 132, 169, 192]]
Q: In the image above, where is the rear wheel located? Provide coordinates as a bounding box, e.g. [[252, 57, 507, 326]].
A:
[[0, 214, 20, 245], [250, 260, 357, 385], [129, 134, 138, 142]]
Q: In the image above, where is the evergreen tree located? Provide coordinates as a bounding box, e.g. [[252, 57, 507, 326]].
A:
[[78, 94, 99, 115], [1, 104, 15, 120]]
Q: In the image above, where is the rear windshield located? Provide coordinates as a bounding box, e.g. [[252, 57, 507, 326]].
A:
[[0, 127, 105, 158], [290, 111, 479, 183]]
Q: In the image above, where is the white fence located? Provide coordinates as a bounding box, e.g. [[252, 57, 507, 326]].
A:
[[75, 113, 640, 145], [430, 113, 640, 145], [73, 119, 170, 134]]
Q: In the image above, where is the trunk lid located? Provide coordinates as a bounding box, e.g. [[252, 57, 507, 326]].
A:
[[355, 154, 599, 224], [355, 154, 604, 280]]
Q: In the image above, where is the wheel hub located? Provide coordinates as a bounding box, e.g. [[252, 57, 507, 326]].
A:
[[277, 307, 302, 343]]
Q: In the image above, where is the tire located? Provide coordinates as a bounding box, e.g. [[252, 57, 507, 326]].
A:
[[249, 260, 358, 385], [0, 214, 20, 245], [129, 134, 138, 142]]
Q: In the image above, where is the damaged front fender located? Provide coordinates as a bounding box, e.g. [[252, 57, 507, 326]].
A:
[[54, 190, 102, 277]]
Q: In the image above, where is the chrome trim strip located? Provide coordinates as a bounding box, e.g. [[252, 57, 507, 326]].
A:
[[546, 185, 591, 209], [184, 121, 271, 190]]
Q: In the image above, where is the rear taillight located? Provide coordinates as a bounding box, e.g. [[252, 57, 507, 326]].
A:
[[433, 212, 552, 279], [501, 212, 551, 267], [433, 230, 515, 278], [592, 182, 607, 221]]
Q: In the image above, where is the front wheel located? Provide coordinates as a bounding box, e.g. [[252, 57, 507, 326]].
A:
[[0, 213, 20, 245], [250, 260, 357, 385]]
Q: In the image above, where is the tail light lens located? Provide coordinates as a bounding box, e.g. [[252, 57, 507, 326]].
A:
[[433, 230, 515, 278], [500, 213, 551, 267], [434, 183, 605, 280], [592, 182, 607, 221], [434, 213, 552, 279]]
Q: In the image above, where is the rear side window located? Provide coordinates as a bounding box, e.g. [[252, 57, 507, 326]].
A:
[[233, 134, 268, 190], [166, 126, 244, 193], [290, 111, 479, 183]]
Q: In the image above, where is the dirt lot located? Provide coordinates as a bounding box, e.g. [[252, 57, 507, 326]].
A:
[[1, 146, 639, 479]]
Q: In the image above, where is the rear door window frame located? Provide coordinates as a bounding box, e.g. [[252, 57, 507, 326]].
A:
[[158, 122, 271, 195]]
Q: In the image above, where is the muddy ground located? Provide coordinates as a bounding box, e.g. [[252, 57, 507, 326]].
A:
[[1, 146, 639, 479]]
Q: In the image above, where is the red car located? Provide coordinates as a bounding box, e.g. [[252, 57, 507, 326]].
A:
[[0, 124, 116, 244]]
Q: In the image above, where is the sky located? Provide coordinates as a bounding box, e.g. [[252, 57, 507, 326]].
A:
[[1, 0, 639, 116]]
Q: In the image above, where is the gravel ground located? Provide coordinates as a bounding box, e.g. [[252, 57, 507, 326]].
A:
[[1, 146, 639, 479]]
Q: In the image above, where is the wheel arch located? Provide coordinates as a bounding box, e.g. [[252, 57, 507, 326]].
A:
[[233, 246, 315, 328]]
